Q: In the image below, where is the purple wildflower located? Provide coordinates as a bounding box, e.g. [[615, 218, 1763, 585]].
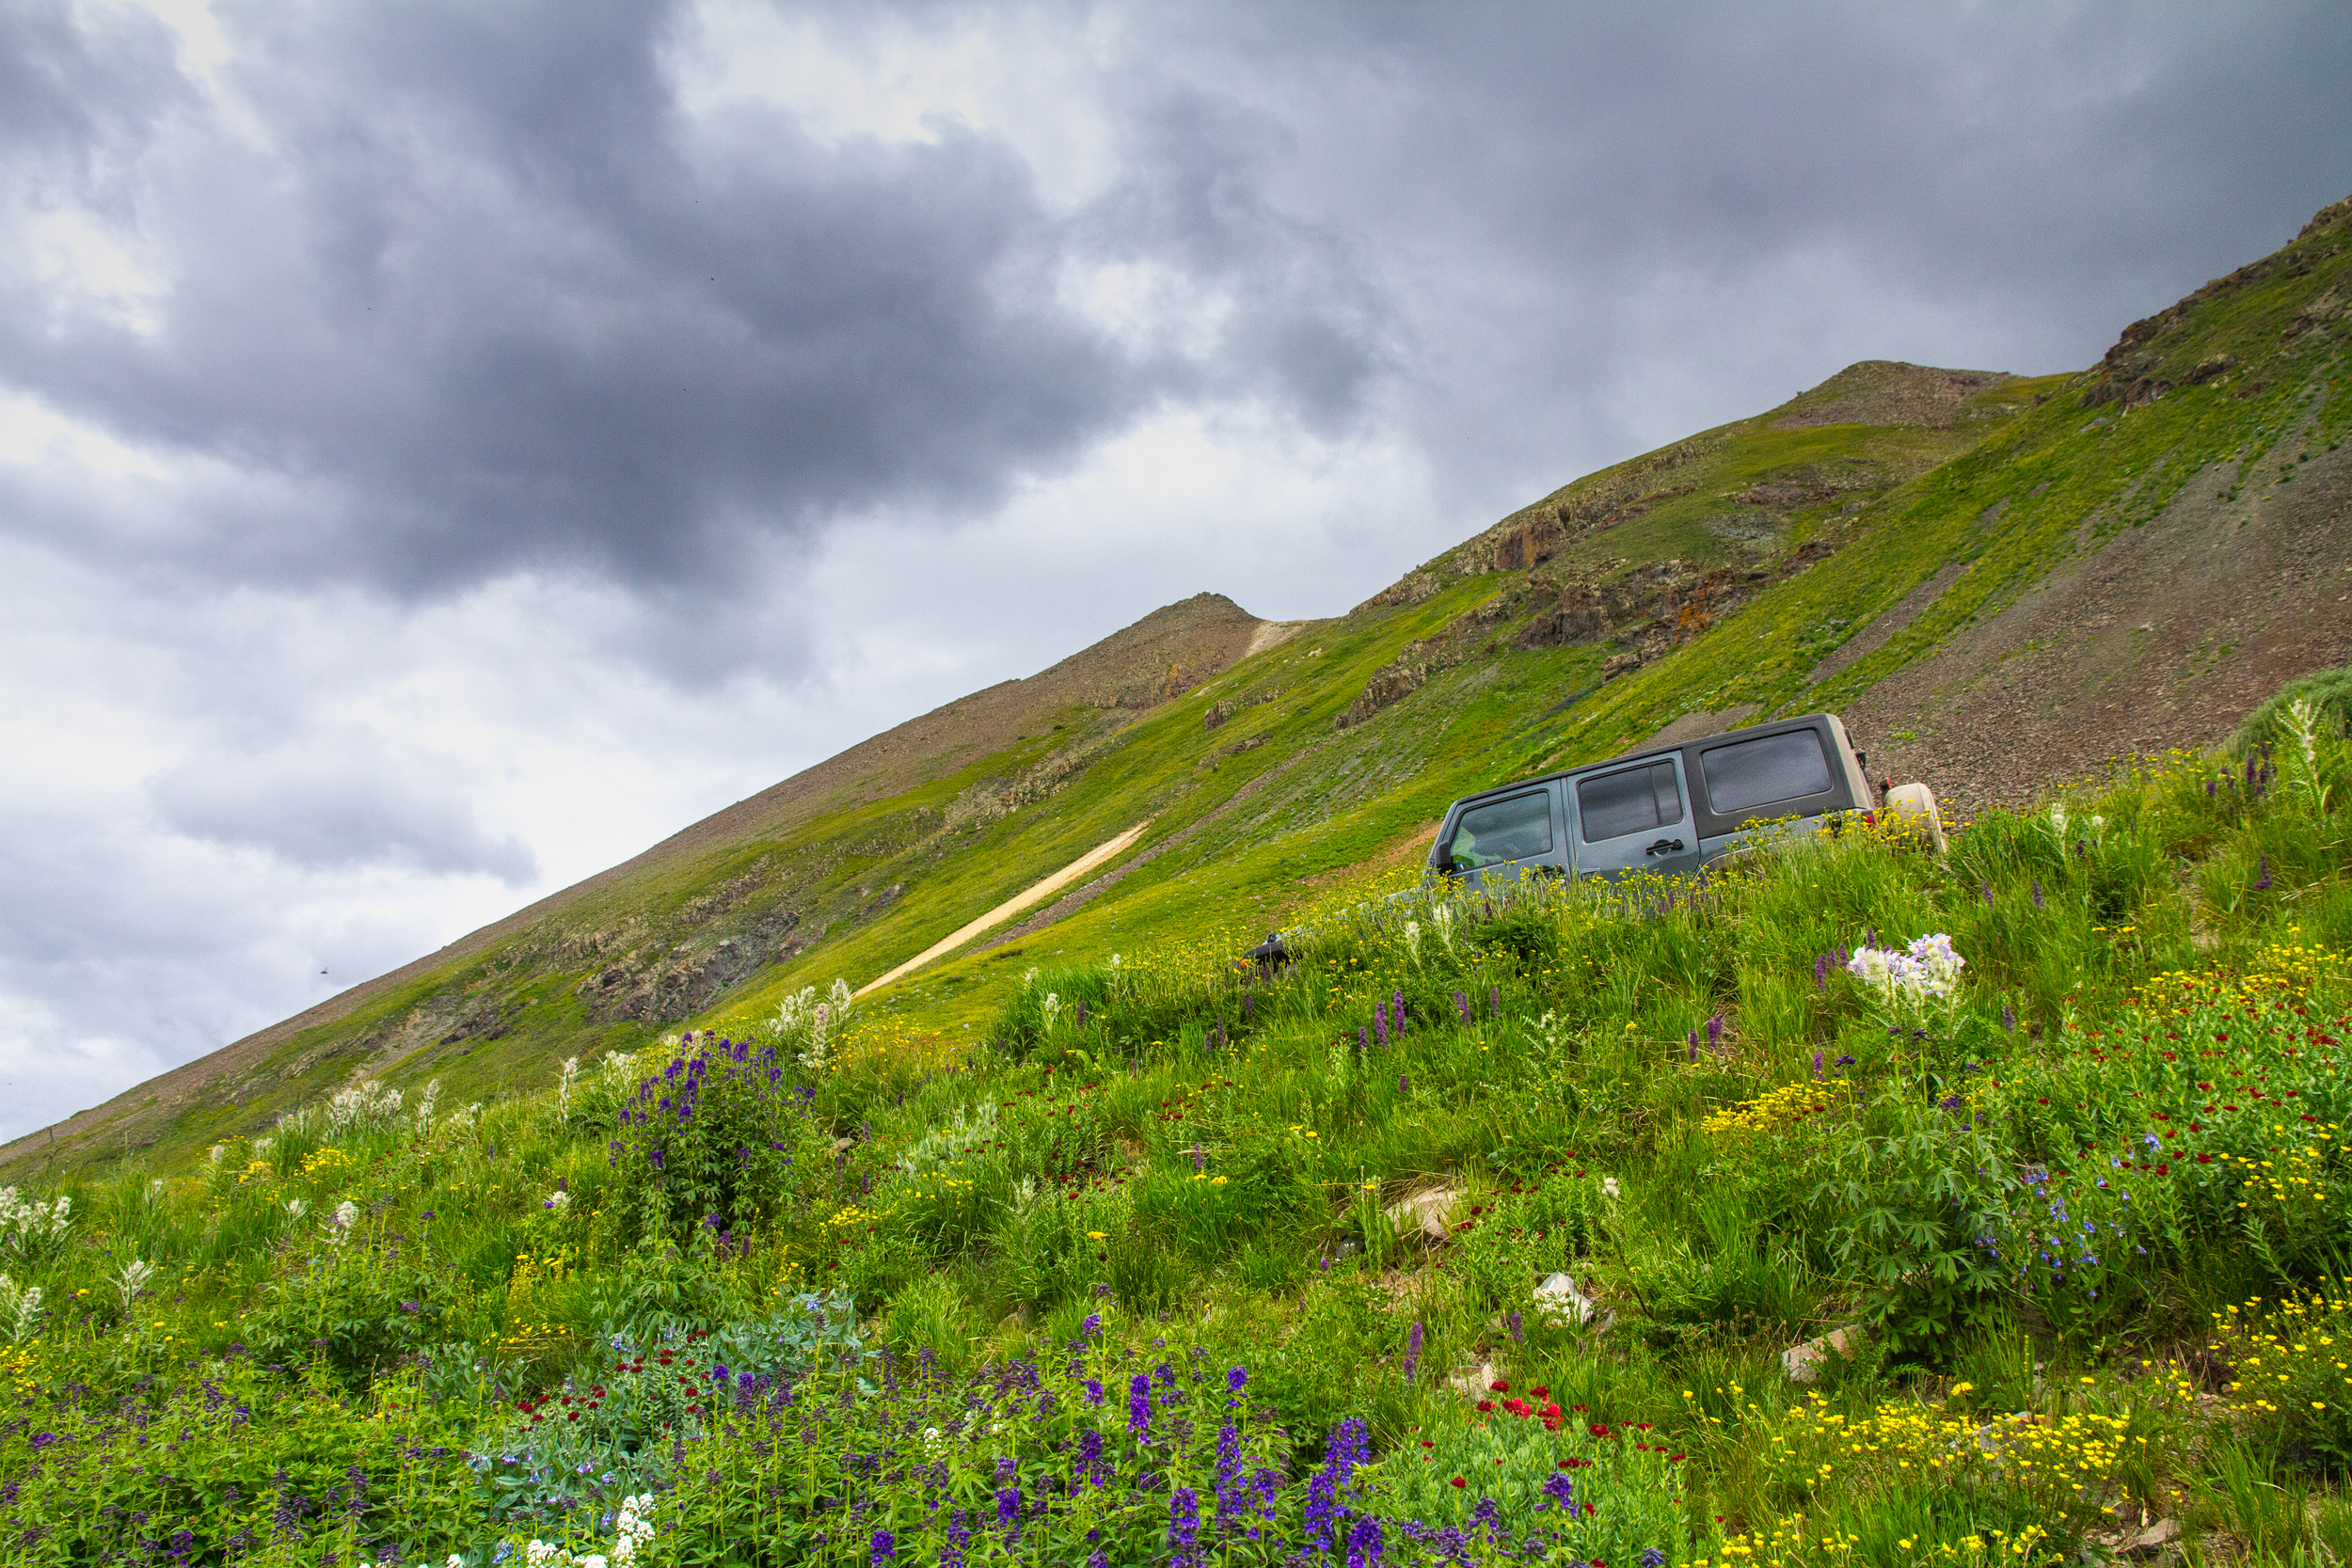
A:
[[1392, 991, 1406, 1030], [870, 1528, 896, 1565], [1508, 1310, 1523, 1344], [1128, 1372, 1153, 1438], [2031, 880, 2044, 910], [1375, 1003, 1389, 1050], [1708, 1013, 1724, 1049], [1814, 952, 1830, 992], [2253, 853, 2272, 891], [1542, 1472, 1576, 1510], [2001, 1004, 2016, 1034], [1168, 1487, 1201, 1568], [994, 1456, 1021, 1533], [1454, 990, 1470, 1023], [1488, 985, 1500, 1016], [1084, 1377, 1104, 1406], [1347, 1515, 1386, 1568], [1812, 1051, 1822, 1079], [1216, 1422, 1244, 1520], [1402, 1321, 1423, 1383], [1077, 1427, 1104, 1487]]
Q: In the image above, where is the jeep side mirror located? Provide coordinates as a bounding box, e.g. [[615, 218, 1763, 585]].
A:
[[1433, 845, 1455, 873]]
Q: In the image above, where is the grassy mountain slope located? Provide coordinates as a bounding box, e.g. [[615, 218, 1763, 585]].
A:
[[9, 195, 2351, 1180]]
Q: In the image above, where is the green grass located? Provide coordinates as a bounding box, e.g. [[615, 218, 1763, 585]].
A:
[[6, 690, 2352, 1563]]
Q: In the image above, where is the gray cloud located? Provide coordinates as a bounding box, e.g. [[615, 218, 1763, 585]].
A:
[[2, 0, 2350, 1145], [0, 0, 1396, 602], [149, 750, 538, 882]]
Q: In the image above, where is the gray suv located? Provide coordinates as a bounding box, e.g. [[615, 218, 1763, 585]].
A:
[[1430, 711, 1931, 888]]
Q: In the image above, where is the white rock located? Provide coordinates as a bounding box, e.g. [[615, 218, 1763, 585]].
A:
[[1533, 1272, 1604, 1328], [1445, 1360, 1497, 1397], [1384, 1184, 1464, 1244], [1781, 1324, 1862, 1384]]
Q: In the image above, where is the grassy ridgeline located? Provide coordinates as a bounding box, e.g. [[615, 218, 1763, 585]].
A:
[[5, 704, 2352, 1565]]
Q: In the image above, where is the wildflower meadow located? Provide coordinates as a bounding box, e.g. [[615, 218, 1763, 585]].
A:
[[8, 695, 2352, 1564]]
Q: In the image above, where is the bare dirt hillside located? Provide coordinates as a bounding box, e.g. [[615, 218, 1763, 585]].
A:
[[1848, 433, 2352, 815]]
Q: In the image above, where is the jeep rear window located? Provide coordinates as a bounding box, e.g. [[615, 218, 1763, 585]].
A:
[[1449, 790, 1553, 869], [1579, 760, 1683, 842], [1701, 729, 1834, 816]]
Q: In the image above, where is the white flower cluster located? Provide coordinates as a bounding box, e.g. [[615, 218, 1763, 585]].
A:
[[767, 978, 854, 1074], [897, 1101, 999, 1176], [0, 1187, 71, 1252], [1846, 932, 1966, 1006], [326, 1078, 405, 1132], [521, 1492, 657, 1568], [0, 1272, 44, 1345], [326, 1198, 359, 1242]]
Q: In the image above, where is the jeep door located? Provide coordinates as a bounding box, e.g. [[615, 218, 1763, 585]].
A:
[[1568, 755, 1702, 880], [1439, 784, 1565, 891]]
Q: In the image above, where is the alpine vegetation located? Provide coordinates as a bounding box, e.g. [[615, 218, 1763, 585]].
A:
[[2, 683, 2351, 1564]]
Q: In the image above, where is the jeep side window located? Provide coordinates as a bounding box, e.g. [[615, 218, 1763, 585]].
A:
[[1579, 761, 1682, 841], [1449, 790, 1552, 870], [1700, 730, 1834, 816]]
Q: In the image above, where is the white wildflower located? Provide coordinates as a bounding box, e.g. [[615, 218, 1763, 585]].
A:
[[1404, 920, 1422, 965], [1431, 901, 1457, 955], [545, 1189, 571, 1213], [209, 1143, 228, 1166], [0, 1273, 43, 1345], [1041, 993, 1061, 1028], [557, 1056, 580, 1121], [326, 1198, 358, 1241], [1601, 1176, 1622, 1200], [283, 1197, 308, 1220], [0, 1187, 72, 1253], [116, 1258, 156, 1310]]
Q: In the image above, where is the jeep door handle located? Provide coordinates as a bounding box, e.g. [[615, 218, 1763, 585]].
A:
[[1645, 837, 1686, 857]]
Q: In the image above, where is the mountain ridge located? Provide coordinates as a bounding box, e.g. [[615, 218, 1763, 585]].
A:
[[11, 192, 2350, 1175]]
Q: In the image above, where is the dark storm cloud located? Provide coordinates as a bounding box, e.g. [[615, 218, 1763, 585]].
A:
[[150, 750, 538, 882], [0, 0, 1393, 598]]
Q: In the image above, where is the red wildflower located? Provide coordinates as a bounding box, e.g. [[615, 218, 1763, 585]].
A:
[[1590, 1423, 1611, 1437], [1476, 1400, 1494, 1413], [1450, 1477, 1467, 1489], [1490, 1379, 1510, 1392]]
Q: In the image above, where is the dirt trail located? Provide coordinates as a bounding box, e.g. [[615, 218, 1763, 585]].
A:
[[853, 819, 1155, 998]]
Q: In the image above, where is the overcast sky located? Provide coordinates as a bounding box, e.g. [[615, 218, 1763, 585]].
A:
[[3, 0, 2347, 1142]]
